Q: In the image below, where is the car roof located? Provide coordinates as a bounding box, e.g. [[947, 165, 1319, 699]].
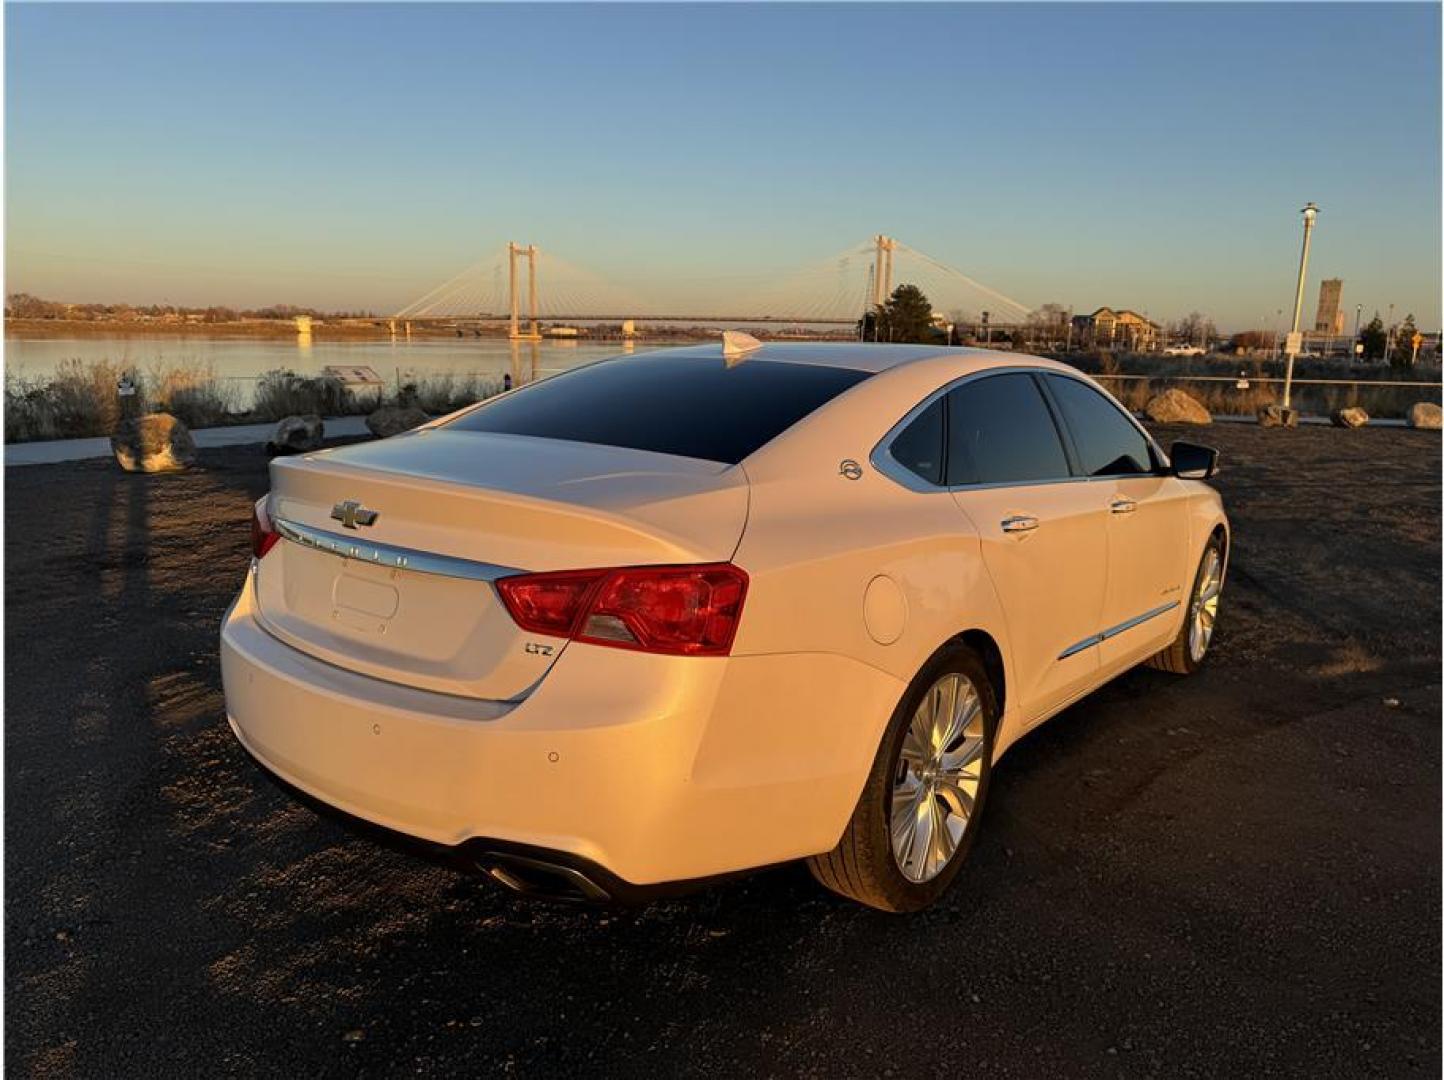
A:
[[649, 341, 1009, 374]]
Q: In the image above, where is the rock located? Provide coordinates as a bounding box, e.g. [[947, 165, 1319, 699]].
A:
[[1257, 404, 1299, 428], [267, 414, 324, 454], [365, 405, 429, 438], [110, 413, 197, 472], [1144, 388, 1211, 425], [1407, 402, 1441, 430], [1331, 406, 1369, 428]]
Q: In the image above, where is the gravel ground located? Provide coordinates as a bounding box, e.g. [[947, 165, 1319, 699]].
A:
[[5, 423, 1440, 1077]]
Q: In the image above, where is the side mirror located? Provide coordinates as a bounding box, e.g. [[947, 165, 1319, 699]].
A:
[[1170, 440, 1219, 480]]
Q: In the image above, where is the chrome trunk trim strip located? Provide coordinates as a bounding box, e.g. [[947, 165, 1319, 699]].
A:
[[273, 518, 522, 583]]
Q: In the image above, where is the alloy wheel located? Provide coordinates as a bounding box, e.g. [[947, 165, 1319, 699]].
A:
[[890, 672, 986, 883], [1188, 547, 1223, 663]]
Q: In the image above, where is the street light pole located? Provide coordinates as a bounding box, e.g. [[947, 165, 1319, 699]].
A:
[[1282, 202, 1319, 411]]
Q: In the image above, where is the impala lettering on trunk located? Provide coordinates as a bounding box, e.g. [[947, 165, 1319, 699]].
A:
[[331, 500, 379, 529]]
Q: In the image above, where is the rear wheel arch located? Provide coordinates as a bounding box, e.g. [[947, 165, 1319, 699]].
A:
[[952, 629, 1005, 721], [901, 629, 1007, 725]]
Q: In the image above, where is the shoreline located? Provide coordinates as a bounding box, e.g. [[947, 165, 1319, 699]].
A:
[[4, 317, 842, 343]]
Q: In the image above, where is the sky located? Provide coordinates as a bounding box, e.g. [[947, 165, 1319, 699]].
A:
[[5, 2, 1441, 329]]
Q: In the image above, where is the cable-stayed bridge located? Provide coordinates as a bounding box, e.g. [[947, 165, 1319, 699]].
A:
[[394, 236, 1031, 335]]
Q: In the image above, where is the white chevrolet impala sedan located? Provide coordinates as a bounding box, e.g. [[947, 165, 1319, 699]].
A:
[[222, 343, 1228, 911]]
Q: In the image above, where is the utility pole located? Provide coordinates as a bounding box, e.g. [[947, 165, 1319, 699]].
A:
[[1384, 302, 1395, 366], [1282, 202, 1318, 411]]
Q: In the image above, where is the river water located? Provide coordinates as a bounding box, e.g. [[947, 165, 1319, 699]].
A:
[[3, 334, 682, 396]]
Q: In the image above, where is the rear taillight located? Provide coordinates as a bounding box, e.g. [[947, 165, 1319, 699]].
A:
[[251, 496, 280, 559], [496, 563, 748, 657]]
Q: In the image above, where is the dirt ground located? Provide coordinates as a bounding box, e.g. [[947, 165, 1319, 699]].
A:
[[5, 422, 1440, 1077]]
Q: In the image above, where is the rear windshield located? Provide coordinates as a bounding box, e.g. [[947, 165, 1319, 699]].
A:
[[446, 353, 870, 464]]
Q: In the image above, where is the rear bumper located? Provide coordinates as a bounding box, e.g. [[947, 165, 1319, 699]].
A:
[[221, 571, 905, 887], [233, 738, 728, 903]]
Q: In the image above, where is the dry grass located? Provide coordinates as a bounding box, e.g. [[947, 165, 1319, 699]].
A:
[[5, 359, 139, 441], [4, 361, 506, 442], [148, 361, 242, 429], [250, 370, 370, 422], [390, 370, 504, 415], [4, 359, 241, 441]]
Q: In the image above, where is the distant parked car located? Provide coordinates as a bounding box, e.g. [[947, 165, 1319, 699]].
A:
[[222, 343, 1229, 912], [1163, 345, 1207, 357]]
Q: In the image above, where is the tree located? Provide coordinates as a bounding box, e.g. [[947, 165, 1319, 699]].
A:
[[870, 283, 940, 344], [1025, 303, 1070, 350], [1360, 314, 1386, 361], [1392, 314, 1419, 368], [1169, 311, 1216, 349]]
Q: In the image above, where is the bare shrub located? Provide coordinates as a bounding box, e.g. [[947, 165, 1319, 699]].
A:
[[4, 358, 141, 441], [148, 361, 240, 429], [394, 371, 503, 415], [251, 370, 351, 421]]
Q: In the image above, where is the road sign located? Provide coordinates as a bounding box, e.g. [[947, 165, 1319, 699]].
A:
[[1284, 331, 1303, 355]]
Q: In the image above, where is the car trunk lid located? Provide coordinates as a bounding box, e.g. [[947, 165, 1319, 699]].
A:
[[253, 429, 749, 700]]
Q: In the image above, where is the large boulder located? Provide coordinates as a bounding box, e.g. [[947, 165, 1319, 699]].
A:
[[1144, 388, 1211, 425], [111, 413, 196, 473], [1407, 402, 1441, 430], [1257, 404, 1299, 428], [1330, 406, 1369, 429], [267, 413, 324, 455], [365, 405, 430, 438]]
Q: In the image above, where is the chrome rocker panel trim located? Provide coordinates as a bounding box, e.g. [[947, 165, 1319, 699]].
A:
[[1057, 600, 1180, 660]]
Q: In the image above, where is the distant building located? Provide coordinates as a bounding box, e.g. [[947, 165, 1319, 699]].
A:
[[1072, 307, 1160, 351], [1314, 278, 1344, 335]]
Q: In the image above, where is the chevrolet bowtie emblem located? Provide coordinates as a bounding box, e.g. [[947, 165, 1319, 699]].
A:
[[331, 500, 379, 529]]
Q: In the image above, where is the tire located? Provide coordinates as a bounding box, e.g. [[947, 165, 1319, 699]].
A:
[[807, 643, 997, 913], [1147, 534, 1225, 675]]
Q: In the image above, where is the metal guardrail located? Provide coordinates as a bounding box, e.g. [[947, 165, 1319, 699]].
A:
[[1091, 373, 1441, 389]]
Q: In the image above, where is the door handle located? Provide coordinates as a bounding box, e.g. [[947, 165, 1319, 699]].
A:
[[1110, 497, 1138, 515], [1001, 514, 1039, 533]]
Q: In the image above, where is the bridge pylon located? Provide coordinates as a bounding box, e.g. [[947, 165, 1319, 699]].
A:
[[872, 235, 897, 308], [508, 242, 541, 340]]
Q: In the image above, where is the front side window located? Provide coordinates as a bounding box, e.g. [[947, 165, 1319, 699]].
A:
[[946, 373, 1070, 485], [1045, 375, 1154, 477]]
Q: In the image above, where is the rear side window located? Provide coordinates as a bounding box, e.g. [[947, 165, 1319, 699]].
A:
[[1045, 375, 1154, 476], [889, 398, 945, 485], [946, 373, 1070, 485], [446, 354, 870, 464]]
